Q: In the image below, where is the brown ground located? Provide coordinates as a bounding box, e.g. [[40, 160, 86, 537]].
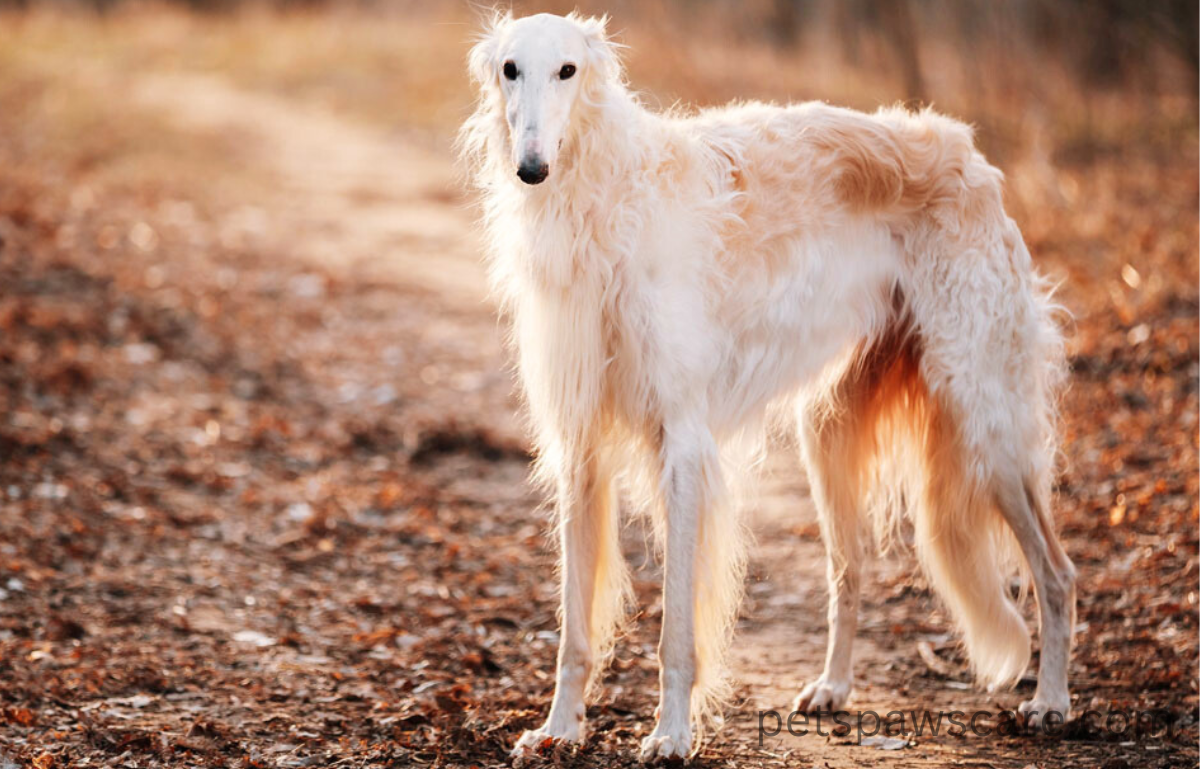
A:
[[0, 7, 1196, 769]]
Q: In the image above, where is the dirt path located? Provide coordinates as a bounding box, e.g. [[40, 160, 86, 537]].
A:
[[133, 72, 488, 309], [4, 67, 1188, 769]]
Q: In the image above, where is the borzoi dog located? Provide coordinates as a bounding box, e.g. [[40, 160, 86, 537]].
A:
[[459, 12, 1076, 761]]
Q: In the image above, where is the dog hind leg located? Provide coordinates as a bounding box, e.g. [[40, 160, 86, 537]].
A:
[[993, 472, 1076, 725], [792, 391, 871, 713]]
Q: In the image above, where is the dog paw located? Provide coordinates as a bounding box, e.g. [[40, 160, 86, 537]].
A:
[[639, 724, 692, 762], [792, 677, 851, 713], [511, 721, 584, 760], [1018, 696, 1070, 728]]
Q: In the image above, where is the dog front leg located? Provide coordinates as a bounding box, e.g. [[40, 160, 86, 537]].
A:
[[514, 457, 618, 755], [641, 429, 706, 761]]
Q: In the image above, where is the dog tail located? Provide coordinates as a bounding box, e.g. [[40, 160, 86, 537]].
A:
[[910, 246, 1067, 691], [864, 333, 1032, 691], [907, 439, 1032, 690]]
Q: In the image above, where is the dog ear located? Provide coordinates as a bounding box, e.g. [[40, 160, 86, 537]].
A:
[[467, 10, 512, 88], [575, 14, 623, 82]]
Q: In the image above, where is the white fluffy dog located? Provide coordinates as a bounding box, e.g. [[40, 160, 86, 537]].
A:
[[460, 12, 1076, 761]]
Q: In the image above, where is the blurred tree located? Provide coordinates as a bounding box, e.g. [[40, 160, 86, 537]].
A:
[[1027, 0, 1198, 91], [766, 0, 925, 100], [770, 0, 810, 48], [833, 0, 862, 65], [878, 0, 924, 102], [1146, 0, 1198, 91]]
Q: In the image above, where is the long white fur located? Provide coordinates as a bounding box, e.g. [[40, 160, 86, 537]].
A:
[[459, 12, 1077, 761]]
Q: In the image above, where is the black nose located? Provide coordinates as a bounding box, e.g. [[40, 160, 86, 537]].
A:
[[517, 160, 549, 185]]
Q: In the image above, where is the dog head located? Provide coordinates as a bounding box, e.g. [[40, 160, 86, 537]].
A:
[[465, 12, 620, 186]]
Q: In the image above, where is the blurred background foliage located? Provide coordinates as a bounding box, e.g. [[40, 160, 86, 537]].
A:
[[2, 0, 1194, 168], [4, 0, 1196, 93], [3, 0, 1196, 101]]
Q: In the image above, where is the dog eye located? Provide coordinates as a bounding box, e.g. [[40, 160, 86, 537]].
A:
[[559, 64, 576, 80], [503, 61, 518, 80]]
